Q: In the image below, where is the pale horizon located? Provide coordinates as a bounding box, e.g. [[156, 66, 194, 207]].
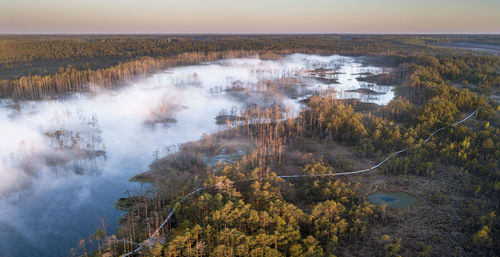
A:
[[1, 0, 499, 34]]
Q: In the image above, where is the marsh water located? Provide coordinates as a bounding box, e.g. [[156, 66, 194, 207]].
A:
[[0, 54, 394, 257], [367, 191, 417, 209]]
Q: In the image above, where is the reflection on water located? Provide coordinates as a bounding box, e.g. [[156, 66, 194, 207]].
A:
[[380, 196, 398, 202], [367, 191, 417, 209], [0, 54, 394, 257]]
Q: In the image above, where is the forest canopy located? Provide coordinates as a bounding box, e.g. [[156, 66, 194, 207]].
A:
[[1, 34, 499, 99]]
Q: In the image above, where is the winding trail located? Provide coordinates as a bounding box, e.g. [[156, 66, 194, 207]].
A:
[[122, 108, 479, 256]]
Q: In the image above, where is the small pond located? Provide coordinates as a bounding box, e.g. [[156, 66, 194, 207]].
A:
[[203, 148, 246, 167], [367, 191, 417, 209]]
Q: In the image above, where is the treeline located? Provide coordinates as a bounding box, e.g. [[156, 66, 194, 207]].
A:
[[0, 35, 405, 99], [2, 34, 496, 65], [1, 34, 419, 80], [0, 35, 439, 65], [0, 51, 253, 99], [5, 34, 500, 99]]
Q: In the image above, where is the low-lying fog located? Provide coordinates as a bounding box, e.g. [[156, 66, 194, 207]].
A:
[[0, 54, 394, 256]]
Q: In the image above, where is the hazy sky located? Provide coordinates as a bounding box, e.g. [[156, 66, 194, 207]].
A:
[[1, 0, 499, 34]]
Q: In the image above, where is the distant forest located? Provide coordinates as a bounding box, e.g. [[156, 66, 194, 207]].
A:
[[1, 35, 499, 99]]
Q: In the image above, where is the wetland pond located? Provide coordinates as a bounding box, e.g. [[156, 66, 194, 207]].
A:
[[367, 191, 417, 209], [0, 54, 395, 257]]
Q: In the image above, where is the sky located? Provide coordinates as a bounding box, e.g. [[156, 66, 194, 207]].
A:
[[0, 0, 499, 34]]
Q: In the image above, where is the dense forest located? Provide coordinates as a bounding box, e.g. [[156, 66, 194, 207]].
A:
[[1, 35, 499, 99], [3, 35, 499, 256]]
